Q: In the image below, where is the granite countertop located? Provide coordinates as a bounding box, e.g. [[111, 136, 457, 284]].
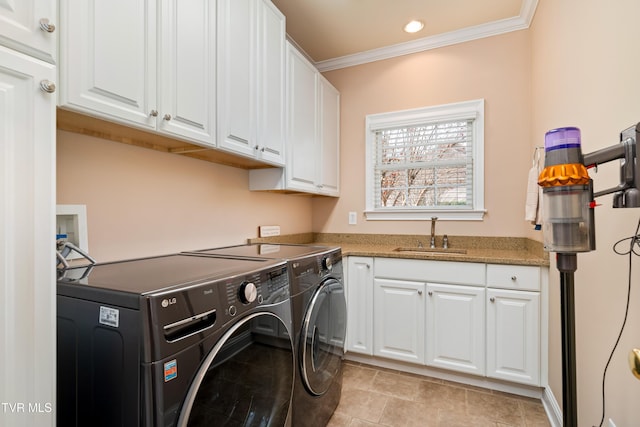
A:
[[249, 233, 550, 267]]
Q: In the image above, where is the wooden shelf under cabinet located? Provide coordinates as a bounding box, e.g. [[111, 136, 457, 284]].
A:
[[56, 108, 273, 170]]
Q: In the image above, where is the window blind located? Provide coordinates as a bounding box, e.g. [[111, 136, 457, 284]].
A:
[[373, 119, 474, 209]]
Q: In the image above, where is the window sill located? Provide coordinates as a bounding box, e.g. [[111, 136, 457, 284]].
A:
[[364, 209, 486, 221]]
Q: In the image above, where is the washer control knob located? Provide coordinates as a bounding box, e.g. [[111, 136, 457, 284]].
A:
[[239, 282, 257, 304], [322, 257, 333, 271]]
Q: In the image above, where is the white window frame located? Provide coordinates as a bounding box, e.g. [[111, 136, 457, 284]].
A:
[[365, 99, 485, 221]]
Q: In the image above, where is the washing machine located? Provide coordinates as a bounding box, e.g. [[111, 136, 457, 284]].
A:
[[185, 244, 347, 427], [57, 253, 294, 427]]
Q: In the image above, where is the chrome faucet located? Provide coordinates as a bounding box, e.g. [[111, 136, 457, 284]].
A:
[[430, 217, 437, 248]]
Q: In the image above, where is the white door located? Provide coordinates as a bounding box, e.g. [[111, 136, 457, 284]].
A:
[[58, 0, 157, 128], [374, 278, 425, 364], [158, 0, 216, 145], [217, 0, 254, 155], [318, 75, 340, 196], [0, 0, 56, 63], [346, 257, 374, 355], [286, 42, 318, 191], [486, 288, 540, 386], [0, 45, 56, 426], [426, 283, 485, 376], [256, 0, 285, 165]]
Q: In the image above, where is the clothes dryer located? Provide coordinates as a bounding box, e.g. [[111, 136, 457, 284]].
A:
[[185, 244, 347, 427]]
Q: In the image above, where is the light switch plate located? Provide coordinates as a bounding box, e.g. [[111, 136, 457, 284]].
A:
[[348, 212, 357, 225]]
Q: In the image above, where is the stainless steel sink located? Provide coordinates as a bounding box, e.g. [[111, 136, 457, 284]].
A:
[[393, 247, 467, 255]]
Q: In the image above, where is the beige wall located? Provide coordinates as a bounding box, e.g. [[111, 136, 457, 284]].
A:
[[531, 0, 640, 425], [313, 30, 533, 238], [56, 130, 313, 262]]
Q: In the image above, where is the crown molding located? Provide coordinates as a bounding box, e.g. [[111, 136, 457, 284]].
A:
[[315, 0, 538, 72]]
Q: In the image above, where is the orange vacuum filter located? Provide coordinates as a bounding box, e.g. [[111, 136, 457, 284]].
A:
[[538, 163, 590, 187]]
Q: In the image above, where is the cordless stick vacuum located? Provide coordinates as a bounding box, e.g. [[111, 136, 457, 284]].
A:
[[538, 124, 640, 427]]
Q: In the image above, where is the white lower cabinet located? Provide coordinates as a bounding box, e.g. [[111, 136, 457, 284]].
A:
[[346, 257, 374, 355], [374, 278, 425, 364], [486, 288, 540, 386], [344, 256, 545, 389], [426, 283, 485, 376]]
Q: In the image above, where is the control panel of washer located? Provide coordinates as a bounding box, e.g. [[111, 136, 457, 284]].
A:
[[223, 264, 289, 319]]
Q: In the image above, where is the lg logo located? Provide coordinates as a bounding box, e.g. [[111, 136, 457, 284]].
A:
[[161, 297, 177, 308]]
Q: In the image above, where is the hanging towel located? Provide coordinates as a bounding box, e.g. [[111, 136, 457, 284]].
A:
[[525, 148, 542, 228]]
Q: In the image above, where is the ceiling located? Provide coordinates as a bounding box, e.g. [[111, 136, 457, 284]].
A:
[[271, 0, 538, 71]]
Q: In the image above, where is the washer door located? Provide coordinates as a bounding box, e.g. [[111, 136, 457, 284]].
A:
[[300, 279, 347, 396], [177, 312, 294, 426]]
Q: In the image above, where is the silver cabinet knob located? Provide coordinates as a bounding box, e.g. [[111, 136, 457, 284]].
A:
[[163, 114, 172, 121], [149, 110, 158, 117], [418, 290, 423, 295], [511, 276, 517, 281], [254, 145, 260, 150], [428, 291, 433, 296], [490, 297, 495, 302], [39, 18, 55, 33], [39, 80, 56, 93]]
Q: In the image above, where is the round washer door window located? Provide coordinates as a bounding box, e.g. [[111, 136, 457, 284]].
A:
[[178, 313, 294, 426], [300, 279, 347, 396]]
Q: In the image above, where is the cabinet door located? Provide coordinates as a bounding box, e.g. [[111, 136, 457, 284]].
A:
[[158, 0, 216, 145], [318, 75, 340, 196], [0, 46, 56, 426], [59, 0, 157, 129], [374, 278, 425, 364], [217, 0, 255, 155], [256, 0, 285, 165], [346, 257, 374, 355], [486, 288, 540, 386], [0, 0, 56, 63], [286, 42, 318, 192], [426, 283, 485, 376]]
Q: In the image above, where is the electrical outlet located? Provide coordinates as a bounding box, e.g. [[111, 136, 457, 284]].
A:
[[259, 225, 280, 237], [348, 212, 357, 225]]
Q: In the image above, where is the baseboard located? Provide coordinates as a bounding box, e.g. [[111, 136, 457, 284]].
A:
[[345, 353, 544, 399], [542, 386, 562, 427]]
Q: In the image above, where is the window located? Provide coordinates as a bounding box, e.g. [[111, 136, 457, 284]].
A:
[[365, 99, 485, 221]]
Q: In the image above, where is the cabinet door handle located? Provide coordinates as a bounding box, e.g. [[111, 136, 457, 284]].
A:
[[39, 18, 56, 33], [418, 290, 423, 295], [490, 297, 495, 303], [163, 114, 172, 121], [365, 264, 370, 269], [427, 291, 432, 296], [511, 276, 517, 281], [254, 145, 260, 150], [149, 110, 158, 117], [39, 80, 56, 93]]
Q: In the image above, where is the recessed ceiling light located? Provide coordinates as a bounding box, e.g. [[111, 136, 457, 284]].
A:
[[404, 20, 424, 34]]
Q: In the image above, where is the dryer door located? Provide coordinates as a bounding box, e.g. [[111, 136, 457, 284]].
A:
[[177, 312, 294, 426], [300, 278, 347, 396]]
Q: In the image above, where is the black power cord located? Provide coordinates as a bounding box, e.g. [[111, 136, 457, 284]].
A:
[[594, 216, 640, 427]]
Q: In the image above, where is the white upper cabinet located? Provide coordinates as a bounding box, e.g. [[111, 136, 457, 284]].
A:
[[217, 0, 285, 166], [318, 75, 340, 194], [249, 41, 340, 195], [286, 44, 319, 189], [0, 0, 56, 63], [59, 0, 216, 146], [158, 0, 216, 143], [58, 0, 157, 129]]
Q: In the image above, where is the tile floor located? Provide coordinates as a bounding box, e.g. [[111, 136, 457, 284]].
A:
[[327, 361, 551, 427]]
